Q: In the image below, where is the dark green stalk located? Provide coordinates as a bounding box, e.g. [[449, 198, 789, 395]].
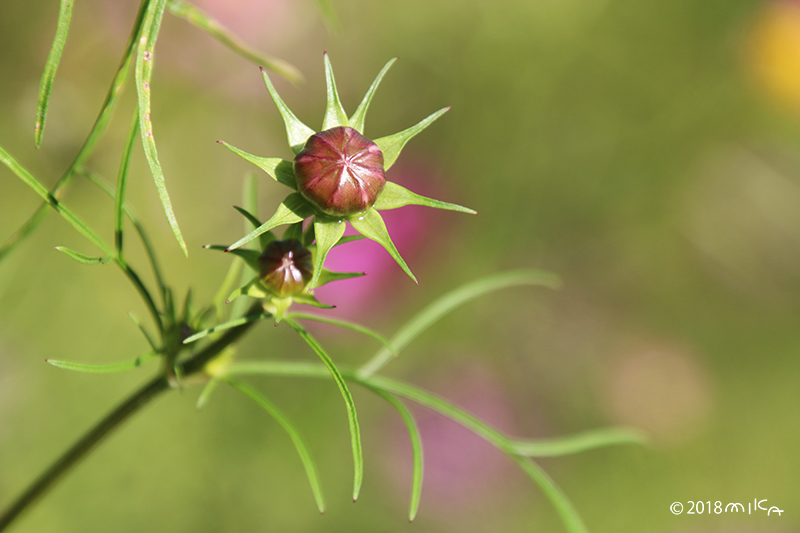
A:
[[0, 0, 151, 262], [113, 258, 164, 336], [115, 112, 140, 259], [0, 375, 169, 532], [80, 169, 169, 306], [0, 306, 261, 532]]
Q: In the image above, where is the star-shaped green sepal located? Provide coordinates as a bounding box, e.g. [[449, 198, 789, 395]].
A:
[[219, 54, 476, 289]]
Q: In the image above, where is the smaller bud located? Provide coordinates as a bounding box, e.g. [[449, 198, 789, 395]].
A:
[[294, 126, 386, 216], [259, 239, 313, 297]]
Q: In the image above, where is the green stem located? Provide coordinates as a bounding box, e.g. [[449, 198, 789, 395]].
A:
[[0, 304, 262, 532], [0, 375, 169, 532], [114, 257, 164, 336]]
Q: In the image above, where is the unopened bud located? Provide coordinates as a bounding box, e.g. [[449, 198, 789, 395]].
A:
[[294, 126, 386, 216], [259, 239, 313, 297]]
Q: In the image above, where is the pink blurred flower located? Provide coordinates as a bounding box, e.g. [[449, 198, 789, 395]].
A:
[[383, 364, 527, 520]]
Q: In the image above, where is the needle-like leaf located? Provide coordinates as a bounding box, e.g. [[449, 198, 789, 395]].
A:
[[1, 0, 148, 263], [54, 246, 109, 265], [223, 361, 588, 533], [287, 312, 394, 353], [195, 378, 220, 409], [182, 312, 272, 344], [283, 318, 363, 501], [136, 0, 188, 256], [362, 385, 422, 521], [513, 427, 647, 457], [46, 352, 157, 374], [0, 145, 112, 256], [227, 378, 325, 513], [34, 0, 75, 148], [358, 270, 561, 377]]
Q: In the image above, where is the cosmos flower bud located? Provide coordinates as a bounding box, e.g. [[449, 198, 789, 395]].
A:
[[258, 239, 313, 297], [294, 126, 386, 216]]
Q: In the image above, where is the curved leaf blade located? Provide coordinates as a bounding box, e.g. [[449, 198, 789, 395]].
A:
[[35, 0, 75, 148], [136, 0, 188, 256], [46, 352, 157, 374], [223, 361, 588, 533], [182, 312, 271, 344], [364, 386, 423, 521], [513, 427, 648, 457], [358, 270, 562, 377], [115, 112, 140, 256], [1, 0, 148, 263], [284, 318, 363, 502], [54, 246, 109, 265], [287, 312, 393, 353], [227, 378, 326, 513]]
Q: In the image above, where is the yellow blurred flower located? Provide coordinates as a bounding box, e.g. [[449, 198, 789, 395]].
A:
[[750, 0, 800, 112]]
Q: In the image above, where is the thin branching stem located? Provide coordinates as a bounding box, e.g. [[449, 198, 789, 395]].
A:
[[0, 305, 262, 532], [0, 375, 169, 532], [0, 0, 151, 262]]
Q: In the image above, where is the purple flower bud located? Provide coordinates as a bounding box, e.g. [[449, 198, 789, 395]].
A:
[[294, 126, 386, 216], [259, 239, 313, 297]]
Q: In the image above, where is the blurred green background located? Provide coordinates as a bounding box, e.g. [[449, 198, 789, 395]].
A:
[[1, 0, 799, 531]]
